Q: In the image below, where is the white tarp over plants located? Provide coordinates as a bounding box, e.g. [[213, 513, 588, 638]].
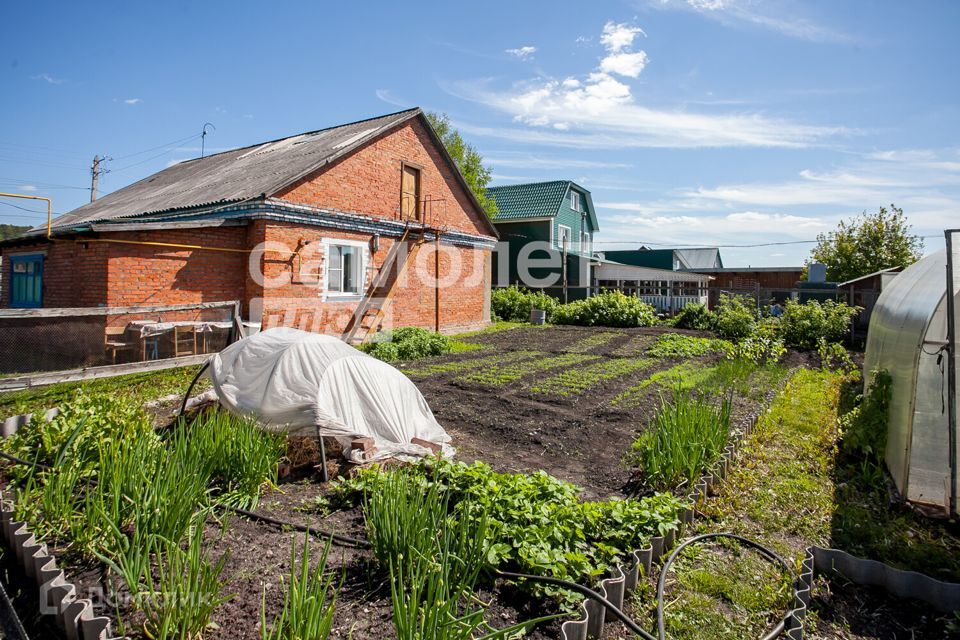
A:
[[206, 327, 453, 462]]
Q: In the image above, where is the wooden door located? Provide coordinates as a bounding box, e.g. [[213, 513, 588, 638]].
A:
[[401, 164, 420, 220]]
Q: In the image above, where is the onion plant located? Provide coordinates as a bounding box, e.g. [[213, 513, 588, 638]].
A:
[[366, 469, 555, 639], [260, 534, 338, 640], [630, 388, 732, 490]]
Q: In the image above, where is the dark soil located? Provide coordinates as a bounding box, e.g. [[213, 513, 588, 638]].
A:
[[807, 576, 959, 639]]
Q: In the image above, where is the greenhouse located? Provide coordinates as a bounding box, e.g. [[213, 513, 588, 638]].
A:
[[864, 248, 959, 515]]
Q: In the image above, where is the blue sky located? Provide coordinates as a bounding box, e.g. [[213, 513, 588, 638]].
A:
[[2, 0, 958, 266]]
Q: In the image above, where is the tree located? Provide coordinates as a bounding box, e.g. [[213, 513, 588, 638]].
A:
[[0, 224, 29, 241], [808, 205, 923, 282], [425, 112, 498, 219]]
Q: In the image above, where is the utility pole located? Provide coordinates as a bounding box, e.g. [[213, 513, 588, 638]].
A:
[[90, 155, 102, 202]]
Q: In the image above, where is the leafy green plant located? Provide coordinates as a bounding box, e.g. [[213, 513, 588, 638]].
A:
[[839, 368, 892, 462], [629, 389, 732, 489], [713, 294, 757, 340], [261, 534, 338, 640], [562, 331, 623, 354], [817, 337, 857, 373], [671, 303, 715, 330], [727, 336, 787, 364], [490, 286, 558, 322], [646, 333, 732, 359], [779, 299, 860, 349], [362, 327, 452, 362], [457, 353, 598, 386], [532, 357, 654, 397], [552, 291, 658, 327], [335, 460, 688, 605]]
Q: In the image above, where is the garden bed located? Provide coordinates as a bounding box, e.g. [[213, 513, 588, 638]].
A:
[[8, 323, 940, 640]]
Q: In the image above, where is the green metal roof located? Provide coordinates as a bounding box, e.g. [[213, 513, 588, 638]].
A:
[[486, 180, 573, 220]]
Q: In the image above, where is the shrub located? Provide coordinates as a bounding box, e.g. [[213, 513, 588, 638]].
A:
[[491, 286, 559, 322], [779, 299, 860, 350], [361, 327, 451, 362], [713, 294, 757, 340], [840, 368, 892, 462], [671, 303, 715, 330], [727, 336, 787, 364], [552, 291, 657, 328]]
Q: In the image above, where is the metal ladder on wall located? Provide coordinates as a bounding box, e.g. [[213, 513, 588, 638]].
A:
[[343, 224, 426, 344]]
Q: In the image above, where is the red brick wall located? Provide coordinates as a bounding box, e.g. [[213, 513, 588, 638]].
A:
[[255, 221, 490, 334], [104, 228, 248, 307], [0, 240, 108, 308], [276, 118, 493, 238]]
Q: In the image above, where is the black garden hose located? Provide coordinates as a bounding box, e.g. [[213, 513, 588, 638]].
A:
[[179, 359, 211, 417], [494, 531, 795, 640]]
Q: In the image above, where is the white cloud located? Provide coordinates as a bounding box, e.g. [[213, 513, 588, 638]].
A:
[[19, 185, 37, 192], [600, 21, 646, 53], [447, 19, 849, 148], [485, 152, 630, 170], [31, 73, 63, 85], [599, 51, 649, 77], [652, 0, 855, 43], [124, 98, 142, 105], [505, 46, 537, 60]]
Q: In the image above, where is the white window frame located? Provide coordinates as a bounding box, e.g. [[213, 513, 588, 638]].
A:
[[322, 238, 368, 299], [570, 190, 581, 212], [558, 224, 572, 252], [581, 230, 592, 256]]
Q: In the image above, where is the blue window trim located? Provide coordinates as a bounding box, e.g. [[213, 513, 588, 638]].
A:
[[9, 254, 43, 308]]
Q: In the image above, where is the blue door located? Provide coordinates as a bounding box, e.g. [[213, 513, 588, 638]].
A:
[[9, 254, 43, 308]]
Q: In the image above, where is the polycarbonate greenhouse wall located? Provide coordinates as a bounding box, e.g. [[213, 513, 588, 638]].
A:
[[864, 248, 959, 514]]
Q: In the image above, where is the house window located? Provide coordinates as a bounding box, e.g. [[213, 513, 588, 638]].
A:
[[9, 254, 43, 308], [570, 190, 581, 212], [558, 225, 572, 252], [400, 163, 421, 220], [326, 244, 362, 294], [581, 230, 592, 255]]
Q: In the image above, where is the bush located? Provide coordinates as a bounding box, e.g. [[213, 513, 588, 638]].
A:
[[491, 286, 559, 322], [727, 335, 787, 364], [361, 327, 451, 362], [552, 291, 657, 328], [671, 303, 715, 330], [780, 299, 860, 350], [713, 294, 757, 340], [840, 369, 892, 462]]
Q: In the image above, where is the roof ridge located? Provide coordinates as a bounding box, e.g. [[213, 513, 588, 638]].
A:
[[486, 179, 571, 191], [178, 107, 421, 164]]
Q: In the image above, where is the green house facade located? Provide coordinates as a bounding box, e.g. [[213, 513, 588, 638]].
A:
[[486, 180, 599, 301]]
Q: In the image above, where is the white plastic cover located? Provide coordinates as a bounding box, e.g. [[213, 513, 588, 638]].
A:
[[206, 327, 453, 462]]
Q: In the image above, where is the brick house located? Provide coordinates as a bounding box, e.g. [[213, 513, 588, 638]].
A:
[[0, 108, 498, 339]]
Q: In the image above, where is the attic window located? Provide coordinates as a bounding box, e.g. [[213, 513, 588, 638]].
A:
[[570, 190, 581, 212]]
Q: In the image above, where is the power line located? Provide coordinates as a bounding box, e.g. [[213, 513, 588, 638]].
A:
[[111, 132, 202, 161], [591, 234, 943, 249]]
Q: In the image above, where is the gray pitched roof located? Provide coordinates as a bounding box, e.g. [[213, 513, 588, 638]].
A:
[[675, 248, 723, 269], [44, 108, 495, 237]]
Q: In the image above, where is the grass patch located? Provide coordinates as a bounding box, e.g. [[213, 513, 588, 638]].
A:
[[0, 364, 208, 418], [531, 357, 655, 397], [403, 350, 542, 378], [450, 321, 531, 340], [612, 363, 716, 407], [561, 331, 623, 354], [631, 369, 840, 639], [457, 353, 600, 386]]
